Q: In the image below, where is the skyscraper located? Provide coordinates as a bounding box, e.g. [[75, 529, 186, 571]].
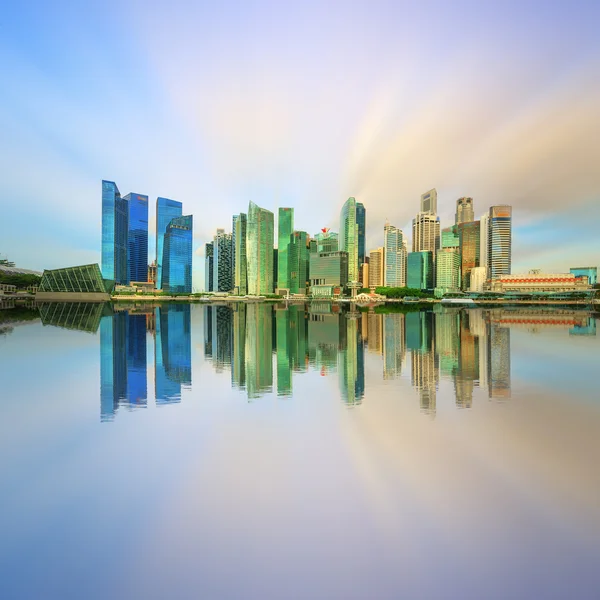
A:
[[289, 231, 309, 294], [101, 180, 129, 284], [356, 202, 366, 266], [383, 223, 406, 287], [163, 215, 193, 293], [156, 197, 183, 289], [277, 208, 294, 291], [458, 220, 480, 290], [455, 197, 474, 224], [441, 225, 459, 249], [488, 206, 512, 279], [436, 249, 461, 290], [213, 228, 233, 292], [247, 201, 274, 295], [407, 251, 434, 289], [234, 213, 248, 295], [205, 242, 214, 292], [124, 193, 148, 284], [315, 230, 339, 253], [420, 188, 437, 214], [412, 212, 440, 257], [479, 213, 489, 278], [340, 197, 359, 283], [368, 247, 384, 288]]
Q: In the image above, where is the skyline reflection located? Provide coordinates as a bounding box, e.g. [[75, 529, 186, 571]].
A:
[[24, 302, 598, 420]]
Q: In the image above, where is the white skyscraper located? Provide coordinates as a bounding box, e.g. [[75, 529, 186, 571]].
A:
[[420, 189, 437, 214], [384, 223, 406, 287]]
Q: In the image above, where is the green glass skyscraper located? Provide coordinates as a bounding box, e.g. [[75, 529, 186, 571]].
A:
[[247, 201, 274, 295], [289, 231, 309, 294], [234, 213, 248, 295], [340, 197, 359, 284], [277, 208, 294, 291]]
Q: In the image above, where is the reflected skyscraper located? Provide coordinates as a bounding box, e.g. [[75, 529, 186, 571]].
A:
[[231, 304, 247, 389], [163, 215, 193, 294], [383, 313, 405, 379], [245, 304, 273, 398], [126, 314, 148, 407], [247, 201, 274, 295], [276, 306, 292, 395], [338, 313, 365, 405], [487, 316, 511, 398], [100, 311, 127, 421]]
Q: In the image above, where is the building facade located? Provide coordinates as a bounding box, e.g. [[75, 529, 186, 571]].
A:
[[455, 197, 474, 224], [570, 267, 597, 286], [407, 251, 434, 290], [479, 213, 489, 279], [315, 230, 339, 253], [488, 205, 512, 279], [458, 220, 481, 290], [247, 201, 274, 295], [124, 193, 149, 284], [277, 208, 294, 291], [369, 247, 384, 288], [340, 197, 359, 283], [421, 188, 437, 214], [205, 242, 214, 292], [441, 225, 459, 249], [213, 229, 233, 292], [412, 212, 440, 258], [156, 197, 183, 289], [163, 215, 193, 293], [309, 251, 348, 297], [436, 249, 461, 291], [102, 180, 129, 284], [356, 202, 366, 266], [289, 231, 309, 294], [383, 223, 406, 287], [234, 213, 248, 295], [469, 266, 487, 292], [490, 272, 592, 293]]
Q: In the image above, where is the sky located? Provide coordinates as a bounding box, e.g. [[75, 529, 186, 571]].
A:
[[1, 0, 599, 289]]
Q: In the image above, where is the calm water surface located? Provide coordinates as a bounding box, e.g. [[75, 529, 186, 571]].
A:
[[1, 302, 599, 599]]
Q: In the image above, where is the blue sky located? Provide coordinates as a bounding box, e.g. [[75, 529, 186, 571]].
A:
[[1, 0, 599, 289]]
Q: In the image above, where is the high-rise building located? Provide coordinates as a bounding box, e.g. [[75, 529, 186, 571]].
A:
[[315, 230, 339, 253], [458, 220, 480, 290], [247, 201, 274, 295], [356, 202, 366, 266], [124, 193, 149, 284], [441, 225, 459, 249], [383, 223, 406, 287], [163, 215, 193, 294], [102, 180, 129, 284], [156, 197, 183, 289], [277, 208, 294, 291], [469, 266, 487, 292], [455, 197, 474, 224], [479, 213, 489, 279], [234, 213, 248, 295], [340, 197, 359, 283], [420, 188, 437, 214], [289, 231, 309, 294], [309, 251, 349, 291], [412, 212, 440, 262], [368, 247, 384, 288], [436, 249, 461, 290], [407, 251, 434, 290], [205, 242, 214, 292], [488, 206, 512, 279], [213, 229, 233, 292]]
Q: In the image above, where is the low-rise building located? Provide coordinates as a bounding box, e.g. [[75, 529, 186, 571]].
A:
[[490, 272, 592, 293]]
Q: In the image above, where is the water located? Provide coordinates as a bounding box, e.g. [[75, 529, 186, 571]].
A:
[[1, 302, 599, 599]]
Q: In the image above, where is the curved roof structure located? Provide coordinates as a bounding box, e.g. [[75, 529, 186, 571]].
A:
[[0, 265, 42, 276]]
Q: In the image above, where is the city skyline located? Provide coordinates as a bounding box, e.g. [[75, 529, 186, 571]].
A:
[[1, 2, 599, 287]]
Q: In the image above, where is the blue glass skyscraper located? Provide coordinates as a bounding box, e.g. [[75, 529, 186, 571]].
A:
[[102, 180, 129, 284], [124, 193, 149, 283], [163, 215, 193, 293], [356, 202, 366, 266], [156, 197, 183, 289]]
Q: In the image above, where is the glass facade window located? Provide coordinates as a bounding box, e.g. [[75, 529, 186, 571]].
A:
[[205, 242, 214, 292], [102, 180, 128, 284], [436, 249, 461, 290], [458, 220, 481, 290], [570, 267, 597, 286], [277, 208, 294, 290], [234, 213, 248, 295], [289, 231, 309, 294], [315, 231, 339, 254], [247, 201, 274, 295], [441, 225, 459, 249], [213, 229, 233, 292], [163, 215, 193, 294], [488, 206, 512, 280], [156, 197, 183, 289], [309, 251, 348, 289], [340, 197, 359, 283], [39, 263, 113, 293], [407, 251, 433, 290], [124, 193, 149, 284]]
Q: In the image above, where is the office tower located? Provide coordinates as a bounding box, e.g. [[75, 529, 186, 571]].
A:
[[340, 197, 359, 283], [247, 201, 274, 295], [488, 206, 512, 279], [123, 193, 149, 284], [368, 247, 384, 287], [231, 304, 247, 388], [441, 225, 459, 249], [412, 212, 440, 259], [277, 208, 294, 291], [309, 238, 317, 254], [420, 188, 437, 214], [148, 261, 157, 285], [234, 213, 248, 295], [101, 180, 129, 284], [232, 215, 238, 287], [309, 251, 349, 297], [356, 202, 366, 266], [289, 231, 309, 294], [458, 220, 480, 290], [213, 228, 233, 292], [205, 242, 214, 292], [163, 215, 193, 294], [156, 197, 183, 289], [480, 213, 489, 278], [455, 197, 474, 224], [436, 249, 461, 290], [383, 313, 405, 379], [469, 267, 487, 292], [407, 251, 434, 289], [245, 304, 273, 398], [315, 230, 339, 253], [361, 261, 369, 288], [383, 223, 406, 287]]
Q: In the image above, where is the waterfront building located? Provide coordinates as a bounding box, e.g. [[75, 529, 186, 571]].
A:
[[480, 213, 489, 279], [205, 242, 214, 292], [488, 205, 512, 279], [213, 228, 233, 292], [441, 225, 459, 249], [122, 193, 149, 285], [383, 223, 406, 287], [102, 180, 129, 284], [436, 248, 461, 291], [570, 267, 597, 286], [234, 213, 248, 295], [407, 251, 434, 290], [309, 251, 348, 298], [156, 197, 183, 289], [469, 266, 487, 292], [421, 188, 437, 214], [455, 197, 474, 224], [163, 215, 193, 294], [315, 230, 339, 253], [340, 197, 359, 284], [356, 202, 366, 266], [368, 247, 384, 288], [490, 272, 592, 293], [38, 263, 112, 301], [277, 208, 294, 291], [458, 220, 481, 290], [247, 201, 274, 295], [289, 231, 309, 294]]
